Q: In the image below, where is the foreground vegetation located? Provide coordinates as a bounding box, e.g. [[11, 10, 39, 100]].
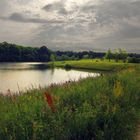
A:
[[0, 62, 140, 140]]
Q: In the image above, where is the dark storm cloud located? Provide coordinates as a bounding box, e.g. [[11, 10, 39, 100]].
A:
[[0, 12, 64, 24], [80, 0, 140, 25], [43, 4, 55, 11], [0, 0, 140, 52], [42, 1, 68, 15]]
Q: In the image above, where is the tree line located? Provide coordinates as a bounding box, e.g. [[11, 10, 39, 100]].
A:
[[0, 42, 139, 63], [105, 48, 140, 63], [0, 42, 105, 62], [0, 42, 51, 62], [53, 51, 105, 61]]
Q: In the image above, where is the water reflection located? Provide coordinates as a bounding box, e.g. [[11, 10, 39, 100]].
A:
[[0, 63, 100, 94]]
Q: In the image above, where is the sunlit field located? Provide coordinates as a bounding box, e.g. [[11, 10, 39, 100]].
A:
[[49, 59, 137, 71]]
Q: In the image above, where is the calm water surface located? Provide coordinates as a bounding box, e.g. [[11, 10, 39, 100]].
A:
[[0, 63, 100, 94]]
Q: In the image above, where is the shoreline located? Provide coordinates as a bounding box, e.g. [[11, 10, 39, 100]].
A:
[[0, 60, 139, 139]]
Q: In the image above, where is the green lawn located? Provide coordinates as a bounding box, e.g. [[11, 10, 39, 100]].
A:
[[49, 59, 136, 71], [0, 60, 140, 140]]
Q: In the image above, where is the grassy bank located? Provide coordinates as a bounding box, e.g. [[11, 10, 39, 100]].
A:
[[48, 59, 136, 71], [0, 62, 140, 140]]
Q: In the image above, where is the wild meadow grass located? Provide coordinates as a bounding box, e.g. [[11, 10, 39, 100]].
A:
[[49, 59, 136, 71], [0, 65, 140, 140]]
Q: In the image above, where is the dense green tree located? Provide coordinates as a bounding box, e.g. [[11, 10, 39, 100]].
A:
[[114, 49, 128, 62], [105, 49, 113, 61], [119, 49, 127, 62], [38, 46, 51, 62], [127, 57, 140, 63], [0, 42, 51, 62]]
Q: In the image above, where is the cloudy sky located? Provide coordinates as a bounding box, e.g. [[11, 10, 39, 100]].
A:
[[0, 0, 140, 52]]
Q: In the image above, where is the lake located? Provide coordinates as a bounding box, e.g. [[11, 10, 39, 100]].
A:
[[0, 63, 100, 94]]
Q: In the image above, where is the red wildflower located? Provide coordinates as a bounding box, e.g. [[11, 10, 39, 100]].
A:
[[6, 89, 11, 96], [44, 92, 56, 113]]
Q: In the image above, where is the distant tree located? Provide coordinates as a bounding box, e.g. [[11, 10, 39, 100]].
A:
[[8, 45, 21, 61], [105, 49, 113, 61], [83, 54, 89, 59], [127, 57, 140, 63], [50, 54, 56, 62], [0, 43, 51, 62], [114, 48, 128, 62], [114, 49, 120, 62], [54, 51, 105, 60], [38, 46, 51, 62], [120, 49, 128, 62], [50, 54, 56, 66], [1, 42, 135, 63]]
